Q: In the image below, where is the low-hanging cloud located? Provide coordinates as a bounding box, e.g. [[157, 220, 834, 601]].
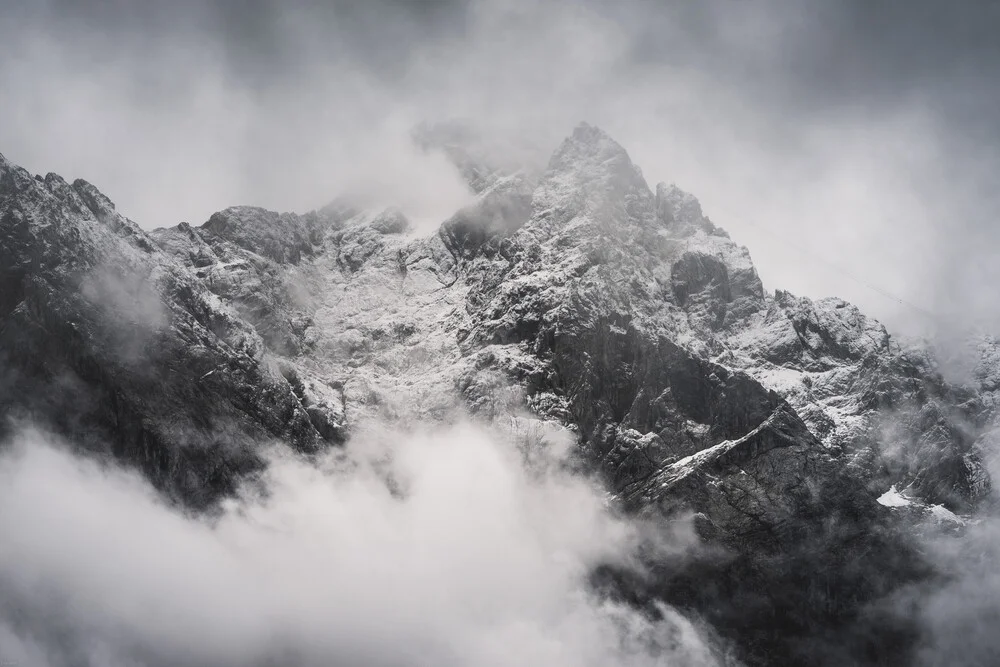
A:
[[4, 0, 1000, 337], [860, 420, 1000, 666], [905, 427, 1000, 666], [0, 423, 724, 667], [908, 514, 1000, 667]]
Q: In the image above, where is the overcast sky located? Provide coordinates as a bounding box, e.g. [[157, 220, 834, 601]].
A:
[[2, 0, 999, 338]]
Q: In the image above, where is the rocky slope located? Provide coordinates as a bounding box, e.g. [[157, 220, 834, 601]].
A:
[[1, 124, 995, 666], [0, 155, 345, 509]]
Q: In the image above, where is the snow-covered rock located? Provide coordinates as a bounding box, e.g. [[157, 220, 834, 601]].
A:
[[0, 153, 343, 508]]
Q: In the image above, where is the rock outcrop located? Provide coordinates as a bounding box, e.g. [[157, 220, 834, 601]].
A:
[[0, 155, 345, 509]]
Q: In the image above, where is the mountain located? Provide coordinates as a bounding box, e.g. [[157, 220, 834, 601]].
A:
[[0, 124, 995, 666]]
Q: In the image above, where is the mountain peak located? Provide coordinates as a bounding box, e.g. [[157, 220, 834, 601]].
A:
[[536, 123, 650, 221], [550, 122, 632, 167], [0, 151, 33, 194]]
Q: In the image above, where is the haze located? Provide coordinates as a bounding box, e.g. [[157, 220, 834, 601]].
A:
[[2, 0, 999, 335]]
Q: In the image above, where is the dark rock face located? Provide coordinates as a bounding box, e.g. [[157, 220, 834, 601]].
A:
[[1, 124, 996, 665], [202, 205, 342, 265], [152, 218, 319, 357], [0, 155, 344, 509], [440, 174, 534, 261]]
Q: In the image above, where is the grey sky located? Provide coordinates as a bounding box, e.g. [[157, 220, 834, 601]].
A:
[[2, 0, 999, 337]]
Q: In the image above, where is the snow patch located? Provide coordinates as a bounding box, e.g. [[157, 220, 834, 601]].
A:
[[928, 504, 966, 525], [877, 485, 912, 508]]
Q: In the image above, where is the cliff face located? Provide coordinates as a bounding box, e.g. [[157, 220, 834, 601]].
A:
[[0, 156, 345, 509], [0, 125, 994, 665]]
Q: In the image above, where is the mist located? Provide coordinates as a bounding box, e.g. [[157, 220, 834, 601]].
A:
[[0, 423, 725, 667], [3, 0, 1000, 336], [4, 2, 1000, 665]]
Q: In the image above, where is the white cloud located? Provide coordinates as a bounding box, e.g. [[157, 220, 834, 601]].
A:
[[0, 424, 721, 667], [3, 1, 999, 337]]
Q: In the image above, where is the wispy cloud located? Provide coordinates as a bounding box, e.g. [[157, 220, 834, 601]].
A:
[[0, 423, 722, 667], [3, 1, 1000, 334]]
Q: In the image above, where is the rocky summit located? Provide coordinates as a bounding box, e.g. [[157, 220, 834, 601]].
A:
[[1, 124, 996, 666]]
